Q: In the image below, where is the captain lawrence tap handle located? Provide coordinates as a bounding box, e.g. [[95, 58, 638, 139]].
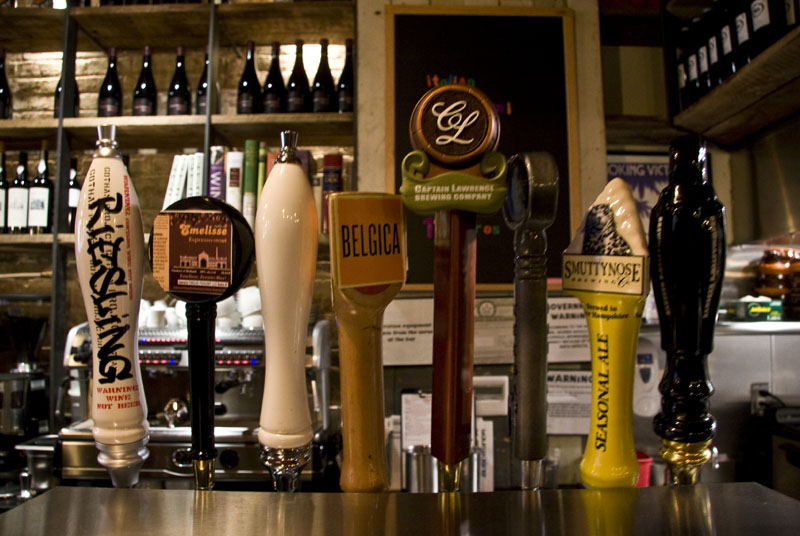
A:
[[74, 125, 149, 488], [329, 192, 406, 492], [256, 131, 318, 491], [650, 135, 725, 485], [148, 197, 255, 490], [502, 152, 559, 490], [400, 84, 506, 490], [562, 178, 649, 488]]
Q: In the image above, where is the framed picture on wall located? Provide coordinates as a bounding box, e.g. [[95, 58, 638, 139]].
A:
[[385, 6, 581, 287]]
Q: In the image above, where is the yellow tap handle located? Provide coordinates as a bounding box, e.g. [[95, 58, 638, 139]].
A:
[[573, 290, 646, 488], [562, 178, 650, 489]]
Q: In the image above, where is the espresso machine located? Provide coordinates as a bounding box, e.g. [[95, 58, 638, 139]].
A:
[[58, 320, 337, 489]]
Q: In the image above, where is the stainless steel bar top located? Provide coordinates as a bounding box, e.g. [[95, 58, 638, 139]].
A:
[[1, 482, 799, 535]]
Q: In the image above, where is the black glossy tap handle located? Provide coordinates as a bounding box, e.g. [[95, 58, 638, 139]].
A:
[[146, 196, 255, 482], [649, 135, 726, 444], [503, 152, 558, 462], [187, 302, 218, 463]]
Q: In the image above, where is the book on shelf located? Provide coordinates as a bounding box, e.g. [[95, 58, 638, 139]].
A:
[[242, 139, 259, 229], [162, 154, 189, 209], [186, 152, 204, 198], [208, 146, 226, 201], [225, 149, 244, 211], [257, 141, 267, 203]]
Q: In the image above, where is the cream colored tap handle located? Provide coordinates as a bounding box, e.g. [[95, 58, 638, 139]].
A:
[[74, 126, 149, 488], [256, 132, 317, 452]]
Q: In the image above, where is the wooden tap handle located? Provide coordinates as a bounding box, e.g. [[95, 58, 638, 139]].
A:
[[328, 192, 406, 492], [335, 285, 401, 492]]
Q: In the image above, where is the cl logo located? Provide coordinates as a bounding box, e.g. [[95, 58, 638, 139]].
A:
[[431, 100, 480, 146]]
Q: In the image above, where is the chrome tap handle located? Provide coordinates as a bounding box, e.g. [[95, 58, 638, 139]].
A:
[[312, 319, 332, 441]]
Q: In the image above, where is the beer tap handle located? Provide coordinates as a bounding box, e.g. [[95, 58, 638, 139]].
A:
[[75, 125, 149, 488], [256, 131, 318, 491], [186, 302, 217, 489], [400, 84, 506, 490], [312, 319, 332, 442], [502, 152, 558, 490], [563, 179, 650, 488], [148, 196, 254, 490], [650, 135, 726, 484], [329, 192, 406, 492]]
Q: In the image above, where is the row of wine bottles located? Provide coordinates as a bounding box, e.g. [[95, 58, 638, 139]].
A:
[[93, 38, 354, 118], [97, 45, 196, 117], [238, 38, 353, 114], [0, 38, 354, 120], [675, 0, 799, 111], [0, 145, 82, 234]]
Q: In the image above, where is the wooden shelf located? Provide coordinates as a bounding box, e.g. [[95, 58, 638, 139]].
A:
[[0, 118, 59, 151], [211, 113, 354, 148], [0, 233, 57, 248], [70, 5, 211, 52], [674, 26, 800, 147], [605, 115, 685, 147], [216, 2, 354, 47], [57, 234, 76, 246], [2, 112, 351, 152], [0, 8, 66, 53], [63, 115, 207, 151], [64, 2, 354, 52]]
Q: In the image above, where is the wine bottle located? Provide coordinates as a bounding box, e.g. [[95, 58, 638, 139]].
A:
[[676, 26, 691, 111], [694, 17, 712, 98], [311, 39, 335, 113], [67, 158, 81, 233], [0, 146, 7, 234], [7, 152, 29, 234], [237, 41, 262, 114], [705, 7, 724, 88], [732, 0, 754, 71], [0, 49, 11, 119], [196, 46, 209, 115], [748, 0, 787, 56], [684, 26, 701, 105], [262, 42, 286, 114], [337, 38, 354, 113], [168, 46, 191, 116], [133, 46, 157, 116], [98, 48, 122, 117], [28, 143, 53, 234], [717, 0, 738, 80], [54, 75, 80, 118], [286, 40, 310, 113], [788, 0, 800, 31]]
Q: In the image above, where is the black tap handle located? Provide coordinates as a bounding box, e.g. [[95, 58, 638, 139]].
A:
[[186, 302, 218, 463], [649, 135, 726, 444], [503, 152, 558, 462]]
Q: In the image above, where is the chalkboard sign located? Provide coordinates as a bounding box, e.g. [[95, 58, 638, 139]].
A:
[[386, 6, 579, 286]]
